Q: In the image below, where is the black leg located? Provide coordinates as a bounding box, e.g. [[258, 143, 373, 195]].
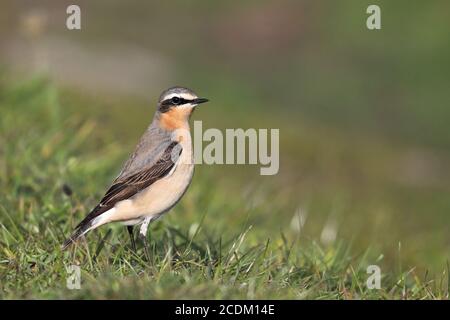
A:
[[127, 226, 137, 252]]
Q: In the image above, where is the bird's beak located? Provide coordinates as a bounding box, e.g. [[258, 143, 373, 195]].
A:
[[192, 98, 209, 105]]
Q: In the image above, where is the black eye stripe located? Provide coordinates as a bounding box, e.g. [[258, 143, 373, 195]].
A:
[[161, 97, 191, 106], [159, 97, 194, 112]]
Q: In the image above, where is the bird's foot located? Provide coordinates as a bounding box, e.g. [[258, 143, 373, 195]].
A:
[[139, 234, 151, 262]]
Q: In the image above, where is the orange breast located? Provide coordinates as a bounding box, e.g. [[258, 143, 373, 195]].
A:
[[159, 108, 191, 131]]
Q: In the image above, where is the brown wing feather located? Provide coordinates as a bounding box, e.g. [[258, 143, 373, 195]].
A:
[[74, 141, 182, 230]]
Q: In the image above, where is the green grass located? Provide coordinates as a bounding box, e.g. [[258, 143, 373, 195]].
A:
[[0, 76, 449, 299]]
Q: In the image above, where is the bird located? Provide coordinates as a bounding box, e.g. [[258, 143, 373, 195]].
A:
[[62, 86, 209, 257]]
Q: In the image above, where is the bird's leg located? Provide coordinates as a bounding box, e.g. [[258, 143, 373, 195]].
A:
[[139, 217, 152, 262], [127, 225, 136, 252]]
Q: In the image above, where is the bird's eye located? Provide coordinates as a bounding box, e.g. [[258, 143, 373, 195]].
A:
[[171, 97, 181, 105]]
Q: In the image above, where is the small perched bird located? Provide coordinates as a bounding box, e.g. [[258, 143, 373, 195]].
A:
[[62, 87, 209, 256]]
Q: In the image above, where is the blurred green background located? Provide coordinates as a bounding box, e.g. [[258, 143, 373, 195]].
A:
[[0, 0, 449, 297]]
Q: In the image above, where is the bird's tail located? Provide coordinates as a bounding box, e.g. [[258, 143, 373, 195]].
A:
[[61, 215, 99, 250], [61, 224, 90, 250], [61, 205, 112, 250]]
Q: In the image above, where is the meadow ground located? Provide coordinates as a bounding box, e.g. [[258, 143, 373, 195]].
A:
[[0, 75, 448, 299]]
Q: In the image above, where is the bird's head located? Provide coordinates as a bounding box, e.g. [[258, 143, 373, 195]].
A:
[[156, 86, 208, 130]]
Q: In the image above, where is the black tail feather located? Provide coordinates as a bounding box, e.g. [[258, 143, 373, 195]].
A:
[[61, 207, 102, 250], [61, 223, 91, 250]]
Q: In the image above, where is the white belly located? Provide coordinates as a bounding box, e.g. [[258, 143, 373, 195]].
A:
[[130, 159, 194, 218]]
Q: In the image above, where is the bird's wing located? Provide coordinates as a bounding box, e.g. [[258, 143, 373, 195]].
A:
[[116, 124, 173, 180], [74, 141, 182, 230]]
